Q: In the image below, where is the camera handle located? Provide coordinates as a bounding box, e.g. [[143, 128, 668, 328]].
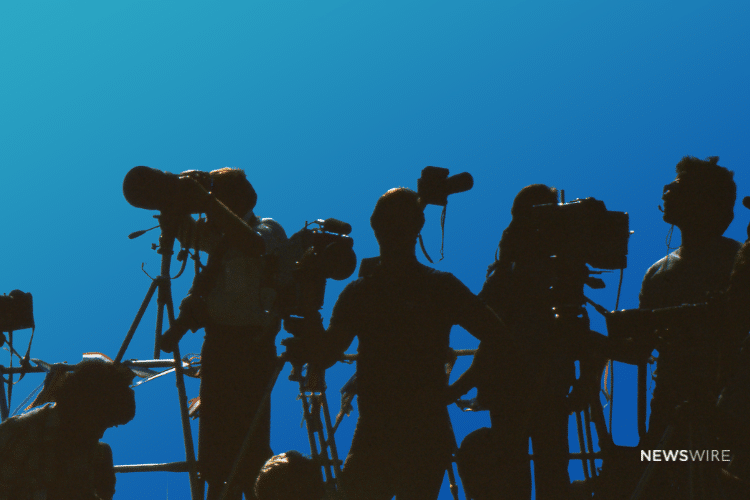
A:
[[114, 223, 202, 500]]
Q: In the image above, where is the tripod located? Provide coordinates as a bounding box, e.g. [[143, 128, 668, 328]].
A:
[[115, 221, 202, 500], [216, 356, 343, 500]]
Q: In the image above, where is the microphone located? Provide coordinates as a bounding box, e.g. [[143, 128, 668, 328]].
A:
[[320, 218, 352, 235]]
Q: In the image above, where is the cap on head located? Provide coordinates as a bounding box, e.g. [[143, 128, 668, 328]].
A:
[[370, 188, 425, 245]]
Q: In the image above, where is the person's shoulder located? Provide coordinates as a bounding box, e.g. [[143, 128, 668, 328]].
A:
[[334, 276, 368, 303], [417, 263, 474, 294], [643, 251, 679, 280], [0, 405, 55, 452], [720, 236, 742, 255]]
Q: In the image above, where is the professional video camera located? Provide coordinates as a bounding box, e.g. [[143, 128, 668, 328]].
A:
[[282, 219, 356, 380], [526, 197, 630, 270], [0, 290, 34, 333], [122, 165, 264, 256]]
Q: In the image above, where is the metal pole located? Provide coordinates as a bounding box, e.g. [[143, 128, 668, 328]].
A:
[[0, 371, 8, 421], [584, 406, 597, 477], [173, 344, 202, 500], [7, 332, 12, 411], [575, 411, 590, 480]]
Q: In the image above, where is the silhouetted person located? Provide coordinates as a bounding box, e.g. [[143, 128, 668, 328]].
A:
[[161, 168, 289, 500], [0, 360, 136, 500], [634, 156, 740, 498], [450, 184, 576, 500], [302, 188, 510, 500], [254, 451, 325, 500]]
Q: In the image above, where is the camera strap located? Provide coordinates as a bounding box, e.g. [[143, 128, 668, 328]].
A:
[[418, 204, 448, 264]]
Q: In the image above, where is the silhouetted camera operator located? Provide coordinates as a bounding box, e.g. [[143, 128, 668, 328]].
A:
[[637, 157, 739, 445], [0, 360, 136, 500], [451, 184, 574, 500], [609, 156, 740, 499], [295, 187, 511, 500], [158, 167, 290, 500]]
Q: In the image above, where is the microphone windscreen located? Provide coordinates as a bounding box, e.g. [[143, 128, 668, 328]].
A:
[[321, 218, 352, 235]]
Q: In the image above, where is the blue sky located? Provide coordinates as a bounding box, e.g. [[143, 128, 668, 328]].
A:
[[2, 1, 749, 498]]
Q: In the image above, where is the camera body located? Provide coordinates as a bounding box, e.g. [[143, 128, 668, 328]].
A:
[[284, 219, 356, 320], [0, 290, 34, 332], [282, 219, 356, 380], [417, 166, 474, 207], [526, 197, 630, 270]]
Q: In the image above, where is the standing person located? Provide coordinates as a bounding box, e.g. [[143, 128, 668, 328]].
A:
[[0, 360, 136, 500], [624, 156, 740, 499], [298, 187, 511, 500], [161, 167, 290, 500], [450, 184, 577, 500], [638, 156, 740, 446]]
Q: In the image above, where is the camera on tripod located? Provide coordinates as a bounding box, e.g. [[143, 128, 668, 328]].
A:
[[526, 197, 630, 270], [122, 165, 265, 257], [0, 290, 34, 334], [282, 219, 356, 380]]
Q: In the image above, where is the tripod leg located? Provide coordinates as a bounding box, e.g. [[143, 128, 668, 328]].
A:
[[319, 390, 343, 479], [301, 385, 334, 486], [575, 410, 591, 480], [173, 344, 201, 500], [114, 279, 158, 364], [446, 460, 460, 500]]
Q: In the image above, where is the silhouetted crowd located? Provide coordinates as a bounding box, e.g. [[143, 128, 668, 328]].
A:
[[2, 156, 750, 500]]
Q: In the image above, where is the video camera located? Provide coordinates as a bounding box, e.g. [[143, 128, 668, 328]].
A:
[[122, 165, 265, 257], [282, 219, 356, 380], [0, 290, 34, 333], [526, 197, 630, 270]]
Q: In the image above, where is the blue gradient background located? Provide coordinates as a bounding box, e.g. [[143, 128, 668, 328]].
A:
[[2, 1, 749, 498]]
